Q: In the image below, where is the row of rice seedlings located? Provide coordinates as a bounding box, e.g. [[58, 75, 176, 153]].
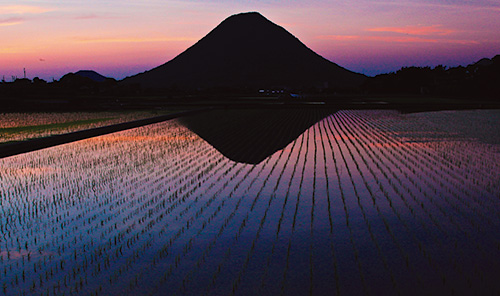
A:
[[397, 138, 498, 210], [319, 117, 370, 295], [338, 110, 496, 293], [356, 114, 500, 289], [315, 121, 341, 296], [337, 112, 439, 222], [398, 119, 500, 207], [0, 136, 138, 292], [277, 128, 310, 296], [0, 122, 205, 256], [326, 114, 403, 294], [182, 117, 309, 292], [0, 111, 168, 143], [372, 111, 500, 213], [97, 150, 230, 289], [118, 160, 247, 294], [274, 109, 341, 295], [344, 111, 464, 272], [147, 153, 282, 295], [0, 115, 274, 280], [178, 164, 262, 295], [174, 155, 284, 295], [76, 136, 214, 246], [2, 166, 108, 292], [346, 110, 500, 229], [269, 127, 321, 270], [139, 160, 274, 290], [0, 121, 199, 232], [185, 110, 327, 295], [340, 113, 465, 235], [77, 126, 229, 292], [106, 143, 219, 228], [289, 117, 340, 295], [2, 125, 188, 292], [199, 115, 313, 295], [339, 111, 455, 219], [325, 115, 426, 287], [80, 126, 234, 293], [356, 110, 500, 199], [99, 111, 498, 294], [252, 137, 306, 294], [0, 119, 225, 294], [226, 146, 296, 296], [102, 151, 230, 286], [308, 122, 317, 296], [2, 109, 497, 295], [0, 111, 159, 129], [430, 140, 500, 186], [331, 112, 463, 293], [384, 140, 499, 231], [346, 111, 500, 243], [196, 159, 279, 296], [348, 114, 488, 294], [422, 139, 500, 196]]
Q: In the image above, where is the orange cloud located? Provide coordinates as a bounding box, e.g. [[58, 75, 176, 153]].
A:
[[317, 35, 478, 45], [373, 1, 500, 12], [316, 35, 360, 41], [0, 5, 53, 15], [367, 25, 455, 36], [72, 14, 120, 20], [0, 17, 23, 26], [74, 37, 197, 43], [0, 47, 20, 53]]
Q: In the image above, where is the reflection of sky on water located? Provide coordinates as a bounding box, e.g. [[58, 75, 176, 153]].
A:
[[0, 109, 499, 295]]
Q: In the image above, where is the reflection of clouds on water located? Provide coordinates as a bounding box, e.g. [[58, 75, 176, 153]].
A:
[[84, 135, 197, 143], [1, 166, 55, 176], [407, 110, 500, 145], [0, 250, 53, 260]]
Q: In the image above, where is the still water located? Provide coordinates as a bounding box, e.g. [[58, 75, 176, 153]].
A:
[[1, 109, 499, 295]]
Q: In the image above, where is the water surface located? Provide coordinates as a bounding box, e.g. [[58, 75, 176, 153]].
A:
[[1, 109, 499, 295]]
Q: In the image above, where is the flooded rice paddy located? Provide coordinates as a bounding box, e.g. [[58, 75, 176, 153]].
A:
[[1, 109, 499, 295], [0, 111, 173, 143]]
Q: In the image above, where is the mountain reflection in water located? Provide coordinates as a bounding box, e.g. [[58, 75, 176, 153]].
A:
[[179, 108, 336, 164], [1, 109, 500, 296]]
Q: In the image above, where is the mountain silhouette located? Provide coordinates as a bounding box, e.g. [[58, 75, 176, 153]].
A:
[[74, 70, 107, 82], [178, 107, 335, 164], [123, 12, 365, 90]]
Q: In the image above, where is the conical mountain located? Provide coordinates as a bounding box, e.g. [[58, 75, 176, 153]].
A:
[[123, 12, 366, 89]]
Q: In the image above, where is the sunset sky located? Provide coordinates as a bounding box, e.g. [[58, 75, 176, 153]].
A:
[[1, 0, 499, 81]]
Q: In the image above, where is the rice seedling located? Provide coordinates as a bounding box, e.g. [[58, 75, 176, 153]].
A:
[[0, 111, 175, 144]]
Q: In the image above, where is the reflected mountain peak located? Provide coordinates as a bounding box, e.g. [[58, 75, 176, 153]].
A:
[[178, 108, 336, 164]]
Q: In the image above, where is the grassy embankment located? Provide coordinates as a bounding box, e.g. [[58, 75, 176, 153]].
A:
[[0, 118, 113, 136], [0, 110, 180, 145]]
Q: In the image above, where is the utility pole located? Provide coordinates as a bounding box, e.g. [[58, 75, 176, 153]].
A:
[[24, 68, 26, 79]]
